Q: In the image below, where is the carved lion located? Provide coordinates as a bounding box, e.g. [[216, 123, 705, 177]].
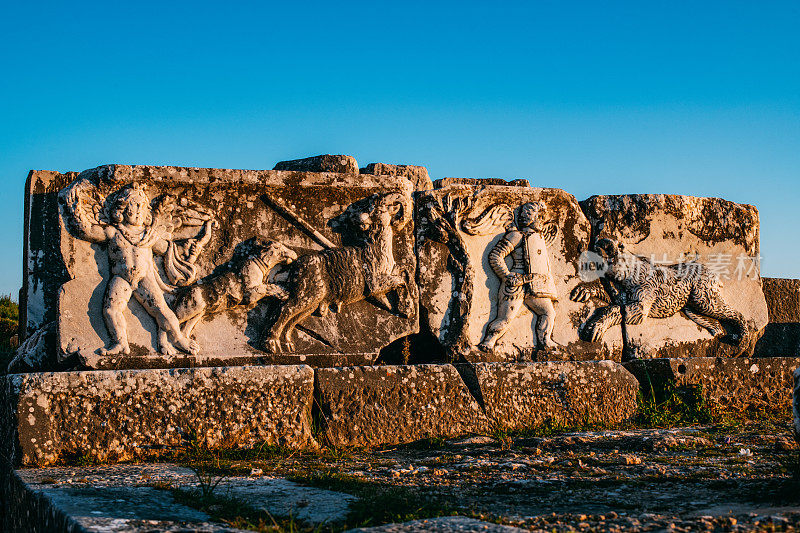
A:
[[570, 238, 747, 345], [174, 238, 298, 338]]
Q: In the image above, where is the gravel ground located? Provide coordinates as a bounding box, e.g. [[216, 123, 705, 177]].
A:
[[270, 423, 800, 531], [17, 422, 800, 531]]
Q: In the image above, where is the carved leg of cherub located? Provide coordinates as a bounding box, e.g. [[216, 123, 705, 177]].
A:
[[581, 305, 622, 342], [99, 275, 133, 356], [478, 285, 525, 351], [526, 296, 558, 349], [135, 275, 199, 355]]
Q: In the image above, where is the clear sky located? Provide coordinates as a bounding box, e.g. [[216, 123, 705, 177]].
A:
[[1, 1, 798, 296]]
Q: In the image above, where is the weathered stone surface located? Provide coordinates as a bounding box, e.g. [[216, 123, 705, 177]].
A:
[[578, 194, 769, 359], [794, 368, 800, 446], [2, 365, 315, 466], [361, 162, 433, 191], [624, 357, 800, 412], [753, 277, 800, 357], [22, 164, 418, 370], [4, 462, 353, 531], [1, 465, 204, 531], [434, 177, 530, 188], [315, 365, 489, 447], [273, 154, 359, 174], [217, 477, 357, 524], [417, 184, 611, 362], [471, 361, 639, 430], [347, 516, 528, 532]]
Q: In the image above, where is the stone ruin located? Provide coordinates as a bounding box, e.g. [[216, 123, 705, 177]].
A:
[[2, 154, 799, 469]]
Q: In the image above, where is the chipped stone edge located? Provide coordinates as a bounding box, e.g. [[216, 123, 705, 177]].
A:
[[793, 368, 800, 446], [0, 464, 84, 532]]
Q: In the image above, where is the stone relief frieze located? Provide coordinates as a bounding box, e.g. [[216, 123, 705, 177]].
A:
[[578, 194, 767, 358], [48, 166, 418, 368], [570, 238, 748, 359], [17, 162, 770, 371], [60, 178, 214, 357], [417, 185, 604, 362]]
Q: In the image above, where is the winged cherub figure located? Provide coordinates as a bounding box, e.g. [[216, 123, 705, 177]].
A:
[[60, 178, 214, 356]]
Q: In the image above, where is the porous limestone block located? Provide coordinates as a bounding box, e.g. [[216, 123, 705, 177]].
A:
[[624, 357, 800, 413], [580, 194, 769, 358], [273, 154, 359, 174], [22, 163, 418, 370], [754, 277, 800, 357], [2, 365, 315, 466], [416, 183, 611, 362], [471, 361, 639, 430], [361, 162, 433, 191], [315, 365, 489, 447], [794, 368, 800, 446]]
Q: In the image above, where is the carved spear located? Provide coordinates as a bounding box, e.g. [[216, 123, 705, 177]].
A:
[[261, 192, 336, 250]]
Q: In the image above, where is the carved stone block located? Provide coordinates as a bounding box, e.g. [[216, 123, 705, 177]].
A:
[[794, 368, 800, 446], [416, 183, 611, 362], [22, 164, 418, 370], [624, 357, 800, 413], [360, 162, 433, 191], [578, 194, 769, 358], [470, 361, 639, 430], [314, 365, 490, 447], [1, 365, 315, 466], [273, 154, 359, 174], [754, 277, 800, 357]]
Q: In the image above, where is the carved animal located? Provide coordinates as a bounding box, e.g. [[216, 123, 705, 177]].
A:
[[265, 192, 413, 353], [570, 238, 747, 344], [174, 238, 298, 338]]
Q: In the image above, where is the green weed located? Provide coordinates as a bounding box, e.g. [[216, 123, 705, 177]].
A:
[[632, 382, 713, 428]]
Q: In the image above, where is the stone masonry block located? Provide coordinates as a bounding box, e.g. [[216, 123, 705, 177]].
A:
[[273, 154, 359, 174], [580, 194, 768, 358], [22, 164, 417, 371], [753, 278, 800, 357], [624, 357, 800, 413], [315, 365, 489, 447], [794, 368, 800, 446], [471, 361, 639, 431], [2, 365, 315, 466], [361, 162, 433, 191]]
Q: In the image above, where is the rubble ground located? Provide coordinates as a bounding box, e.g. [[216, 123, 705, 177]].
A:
[[62, 416, 796, 532]]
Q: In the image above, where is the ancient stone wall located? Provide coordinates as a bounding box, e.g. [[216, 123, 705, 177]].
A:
[[5, 153, 798, 463]]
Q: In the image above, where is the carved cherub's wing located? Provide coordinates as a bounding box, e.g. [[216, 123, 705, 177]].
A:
[[541, 221, 558, 245], [461, 204, 514, 235]]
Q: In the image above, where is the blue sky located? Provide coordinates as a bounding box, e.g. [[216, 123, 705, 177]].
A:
[[1, 1, 798, 295]]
